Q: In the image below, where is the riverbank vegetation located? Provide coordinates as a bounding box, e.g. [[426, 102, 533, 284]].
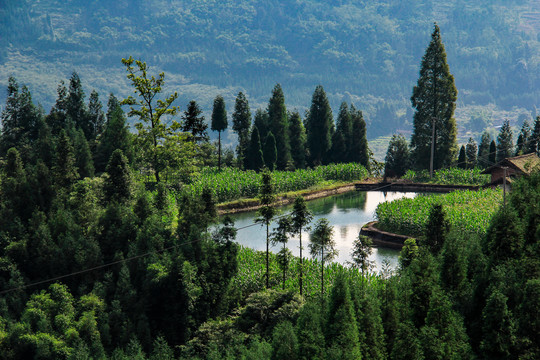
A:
[[376, 188, 502, 237]]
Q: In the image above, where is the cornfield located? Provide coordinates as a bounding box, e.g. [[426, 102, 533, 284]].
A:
[[375, 188, 502, 237], [182, 163, 369, 203], [403, 168, 490, 186]]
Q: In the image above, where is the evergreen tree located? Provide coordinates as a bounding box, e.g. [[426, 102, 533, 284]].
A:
[[104, 149, 132, 203], [350, 235, 374, 282], [0, 77, 41, 158], [67, 72, 89, 137], [254, 108, 270, 142], [296, 301, 325, 360], [291, 196, 313, 296], [246, 126, 264, 171], [267, 84, 290, 170], [477, 131, 492, 168], [331, 102, 351, 163], [458, 145, 466, 169], [256, 169, 276, 289], [87, 89, 105, 141], [95, 100, 133, 174], [399, 238, 419, 268], [211, 95, 228, 170], [47, 80, 69, 134], [232, 92, 251, 167], [424, 204, 450, 254], [410, 24, 458, 171], [288, 111, 306, 169], [182, 100, 208, 143], [465, 137, 478, 168], [528, 116, 540, 156], [349, 107, 370, 170], [1, 147, 29, 221], [496, 120, 514, 162], [306, 85, 333, 166], [271, 217, 293, 290], [309, 218, 337, 297], [54, 129, 79, 188], [325, 273, 362, 360], [263, 132, 277, 171], [488, 139, 497, 165], [74, 128, 95, 178], [515, 120, 531, 155], [385, 134, 410, 177], [480, 289, 516, 358], [271, 321, 298, 360]]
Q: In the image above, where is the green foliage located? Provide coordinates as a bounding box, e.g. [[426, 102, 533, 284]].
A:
[[306, 85, 333, 166], [477, 131, 492, 168], [54, 129, 79, 188], [184, 163, 369, 203], [245, 126, 265, 171], [458, 145, 466, 169], [288, 112, 306, 170], [271, 321, 298, 360], [182, 100, 208, 143], [423, 204, 450, 254], [104, 149, 132, 203], [402, 167, 490, 185], [496, 119, 514, 162], [121, 56, 179, 183], [211, 95, 228, 170], [411, 24, 458, 171], [232, 92, 252, 166], [349, 106, 371, 170], [385, 134, 410, 177], [263, 132, 277, 171], [376, 189, 502, 237], [267, 84, 290, 170], [309, 218, 337, 298]]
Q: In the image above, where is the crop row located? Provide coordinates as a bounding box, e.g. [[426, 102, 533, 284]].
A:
[[232, 246, 382, 300], [183, 163, 369, 203], [403, 168, 490, 186], [375, 188, 502, 237]]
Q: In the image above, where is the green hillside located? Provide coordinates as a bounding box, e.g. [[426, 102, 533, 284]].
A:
[[1, 0, 539, 139]]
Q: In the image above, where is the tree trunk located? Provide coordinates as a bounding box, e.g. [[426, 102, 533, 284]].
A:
[[266, 222, 269, 289], [299, 230, 303, 296], [218, 131, 222, 170]]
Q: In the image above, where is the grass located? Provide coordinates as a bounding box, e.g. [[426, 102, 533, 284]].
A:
[[375, 188, 502, 237], [402, 168, 490, 186]]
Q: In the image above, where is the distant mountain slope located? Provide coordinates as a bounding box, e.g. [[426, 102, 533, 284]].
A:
[[1, 0, 539, 139]]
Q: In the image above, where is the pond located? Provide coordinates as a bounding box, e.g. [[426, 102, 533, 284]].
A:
[[225, 190, 419, 272]]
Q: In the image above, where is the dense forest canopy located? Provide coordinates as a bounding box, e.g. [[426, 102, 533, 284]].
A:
[[1, 0, 539, 140]]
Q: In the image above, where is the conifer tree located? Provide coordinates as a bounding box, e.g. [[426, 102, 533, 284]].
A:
[[288, 111, 306, 169], [256, 169, 276, 289], [496, 120, 514, 162], [458, 145, 466, 169], [350, 235, 374, 282], [528, 116, 540, 156], [296, 301, 325, 360], [267, 84, 290, 170], [349, 107, 370, 170], [271, 321, 298, 360], [291, 196, 313, 296], [263, 132, 277, 171], [232, 92, 252, 167], [309, 218, 337, 297], [271, 216, 293, 290], [67, 72, 89, 137], [74, 128, 95, 178], [54, 129, 79, 188], [515, 120, 531, 155], [410, 24, 458, 171], [87, 89, 105, 141], [465, 137, 478, 168], [477, 131, 492, 168], [95, 100, 133, 173], [104, 149, 132, 203], [399, 238, 419, 268], [182, 100, 208, 143], [211, 95, 228, 170], [385, 134, 410, 177], [336, 102, 353, 162], [306, 86, 333, 166], [254, 108, 270, 142], [47, 80, 69, 134], [246, 126, 264, 171], [424, 204, 450, 254], [325, 273, 362, 359], [489, 140, 497, 165]]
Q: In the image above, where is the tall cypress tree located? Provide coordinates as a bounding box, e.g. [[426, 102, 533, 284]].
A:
[[515, 120, 531, 155], [528, 116, 540, 156], [477, 131, 492, 168], [74, 128, 95, 178], [288, 111, 306, 169], [67, 72, 89, 137], [349, 107, 370, 171], [211, 95, 228, 170], [263, 132, 277, 171], [306, 85, 333, 166], [246, 126, 264, 171], [267, 84, 290, 170], [54, 129, 79, 188], [385, 134, 410, 177], [489, 140, 497, 165], [458, 145, 467, 169], [232, 92, 252, 167], [465, 137, 478, 168], [410, 24, 458, 171], [182, 100, 208, 143], [333, 102, 352, 163], [496, 120, 514, 162], [254, 108, 270, 142], [87, 90, 105, 141]]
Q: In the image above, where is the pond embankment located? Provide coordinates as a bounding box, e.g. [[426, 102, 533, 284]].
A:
[[360, 221, 412, 249]]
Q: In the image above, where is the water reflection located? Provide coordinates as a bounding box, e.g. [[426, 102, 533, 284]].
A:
[[224, 191, 418, 272]]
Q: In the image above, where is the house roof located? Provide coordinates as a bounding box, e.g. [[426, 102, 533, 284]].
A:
[[481, 153, 540, 175]]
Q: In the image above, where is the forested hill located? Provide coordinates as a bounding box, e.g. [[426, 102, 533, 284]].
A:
[[1, 0, 540, 137]]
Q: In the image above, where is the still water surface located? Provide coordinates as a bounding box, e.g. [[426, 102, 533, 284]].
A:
[[226, 191, 418, 272]]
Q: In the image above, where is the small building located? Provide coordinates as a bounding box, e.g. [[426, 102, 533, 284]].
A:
[[481, 153, 540, 186]]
